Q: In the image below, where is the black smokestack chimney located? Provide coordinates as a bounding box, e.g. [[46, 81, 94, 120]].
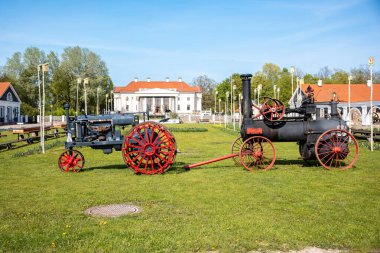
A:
[[240, 74, 253, 119]]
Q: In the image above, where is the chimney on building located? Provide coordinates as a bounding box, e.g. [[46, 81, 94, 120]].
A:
[[166, 77, 170, 82], [147, 77, 151, 82], [134, 77, 138, 82], [178, 77, 182, 82]]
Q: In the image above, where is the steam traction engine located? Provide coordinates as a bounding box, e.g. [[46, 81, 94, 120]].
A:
[[185, 74, 359, 171], [58, 103, 177, 174]]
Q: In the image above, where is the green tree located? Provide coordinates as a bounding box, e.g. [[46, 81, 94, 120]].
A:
[[350, 65, 370, 84], [215, 73, 243, 113], [58, 46, 110, 114], [250, 64, 293, 103], [331, 69, 349, 84], [2, 46, 110, 116], [4, 52, 23, 79], [303, 73, 318, 84], [317, 66, 332, 83], [192, 75, 216, 111], [3, 47, 47, 115]]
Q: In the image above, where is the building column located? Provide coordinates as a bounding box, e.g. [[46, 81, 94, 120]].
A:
[[161, 97, 164, 113], [361, 106, 369, 126], [342, 106, 348, 121]]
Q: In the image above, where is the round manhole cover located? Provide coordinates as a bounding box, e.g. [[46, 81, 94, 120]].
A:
[[85, 204, 141, 217]]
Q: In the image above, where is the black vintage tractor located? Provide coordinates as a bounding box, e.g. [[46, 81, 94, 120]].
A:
[[58, 104, 177, 174]]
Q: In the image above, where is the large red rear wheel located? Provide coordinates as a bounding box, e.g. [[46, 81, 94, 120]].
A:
[[122, 122, 176, 175], [58, 149, 85, 173], [315, 129, 359, 171], [231, 136, 243, 165], [239, 136, 276, 171]]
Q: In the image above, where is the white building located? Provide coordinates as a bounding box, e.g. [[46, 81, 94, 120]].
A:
[[289, 83, 380, 126], [0, 82, 21, 123], [113, 77, 202, 115]]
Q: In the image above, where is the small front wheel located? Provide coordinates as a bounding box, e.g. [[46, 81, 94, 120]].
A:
[[239, 136, 276, 171], [58, 149, 85, 173], [231, 136, 243, 165]]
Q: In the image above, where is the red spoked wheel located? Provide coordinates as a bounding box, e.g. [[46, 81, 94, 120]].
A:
[[122, 121, 177, 175], [231, 136, 243, 165], [315, 129, 359, 171], [239, 136, 276, 171], [58, 149, 85, 173], [260, 98, 285, 121]]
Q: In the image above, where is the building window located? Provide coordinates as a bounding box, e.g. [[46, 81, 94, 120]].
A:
[[126, 105, 129, 111], [187, 105, 190, 111], [177, 97, 180, 101], [7, 92, 13, 102], [177, 105, 180, 111], [13, 107, 19, 119], [0, 106, 4, 118], [187, 97, 190, 101], [324, 108, 329, 118]]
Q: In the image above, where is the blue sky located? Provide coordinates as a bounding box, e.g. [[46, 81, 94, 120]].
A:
[[0, 0, 379, 86]]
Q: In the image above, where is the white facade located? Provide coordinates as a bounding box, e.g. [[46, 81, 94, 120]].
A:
[[0, 83, 21, 123], [114, 80, 202, 115]]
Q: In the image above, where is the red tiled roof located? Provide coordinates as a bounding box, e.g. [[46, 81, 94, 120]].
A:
[[302, 83, 380, 103], [114, 81, 201, 93], [0, 82, 11, 97]]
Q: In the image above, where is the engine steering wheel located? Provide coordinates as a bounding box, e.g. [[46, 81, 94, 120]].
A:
[[260, 98, 285, 121]]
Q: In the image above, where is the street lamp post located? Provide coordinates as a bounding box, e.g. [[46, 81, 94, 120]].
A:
[[76, 78, 81, 116], [218, 98, 221, 114], [226, 91, 229, 115], [218, 98, 221, 125], [369, 56, 375, 151], [96, 87, 100, 115], [233, 85, 236, 130], [83, 78, 89, 115], [105, 94, 109, 113], [225, 91, 229, 128], [290, 66, 295, 95], [110, 90, 114, 112], [215, 90, 218, 114], [257, 84, 262, 104], [230, 77, 233, 119], [41, 63, 49, 154], [348, 75, 352, 127], [37, 65, 41, 145]]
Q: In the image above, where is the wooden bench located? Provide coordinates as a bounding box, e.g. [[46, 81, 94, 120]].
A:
[[0, 125, 66, 150], [197, 118, 210, 123], [12, 126, 55, 141], [0, 132, 7, 138]]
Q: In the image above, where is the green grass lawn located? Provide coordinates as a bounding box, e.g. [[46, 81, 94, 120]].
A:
[[0, 124, 379, 252]]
